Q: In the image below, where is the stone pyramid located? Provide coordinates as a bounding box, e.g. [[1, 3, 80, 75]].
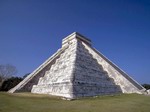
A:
[[9, 32, 145, 99]]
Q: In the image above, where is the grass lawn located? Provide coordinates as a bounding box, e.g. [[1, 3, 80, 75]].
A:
[[0, 92, 150, 112]]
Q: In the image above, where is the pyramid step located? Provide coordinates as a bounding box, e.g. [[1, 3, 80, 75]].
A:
[[74, 81, 118, 87], [44, 71, 50, 77], [73, 84, 122, 95], [38, 77, 44, 85], [32, 82, 73, 95]]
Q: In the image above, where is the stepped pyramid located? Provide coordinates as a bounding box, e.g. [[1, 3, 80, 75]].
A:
[[9, 32, 145, 99]]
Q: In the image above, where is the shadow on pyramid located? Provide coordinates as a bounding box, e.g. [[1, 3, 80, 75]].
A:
[[9, 32, 145, 99]]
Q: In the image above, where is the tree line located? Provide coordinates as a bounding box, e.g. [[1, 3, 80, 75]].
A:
[[0, 64, 29, 91]]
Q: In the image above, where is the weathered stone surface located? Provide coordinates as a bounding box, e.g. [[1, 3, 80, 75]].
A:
[[147, 89, 150, 95], [8, 48, 67, 93], [8, 32, 146, 99], [82, 42, 144, 94], [31, 38, 77, 98]]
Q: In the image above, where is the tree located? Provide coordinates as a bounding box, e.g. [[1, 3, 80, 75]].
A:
[[23, 73, 30, 79], [0, 77, 23, 91], [142, 84, 150, 90], [0, 64, 17, 87]]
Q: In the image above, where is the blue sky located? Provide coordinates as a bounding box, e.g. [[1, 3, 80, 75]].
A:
[[0, 0, 150, 84]]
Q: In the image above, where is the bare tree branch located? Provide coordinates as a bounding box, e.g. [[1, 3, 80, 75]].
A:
[[0, 64, 17, 81]]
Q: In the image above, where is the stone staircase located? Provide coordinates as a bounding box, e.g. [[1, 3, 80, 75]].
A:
[[72, 41, 122, 97], [31, 39, 77, 97], [8, 46, 68, 93], [82, 41, 145, 94]]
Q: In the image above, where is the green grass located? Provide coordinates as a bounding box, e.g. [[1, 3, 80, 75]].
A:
[[0, 92, 150, 112]]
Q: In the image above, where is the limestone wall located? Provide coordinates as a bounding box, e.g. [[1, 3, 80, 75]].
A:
[[31, 38, 78, 98], [82, 42, 144, 94], [72, 40, 122, 97], [8, 48, 66, 93]]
